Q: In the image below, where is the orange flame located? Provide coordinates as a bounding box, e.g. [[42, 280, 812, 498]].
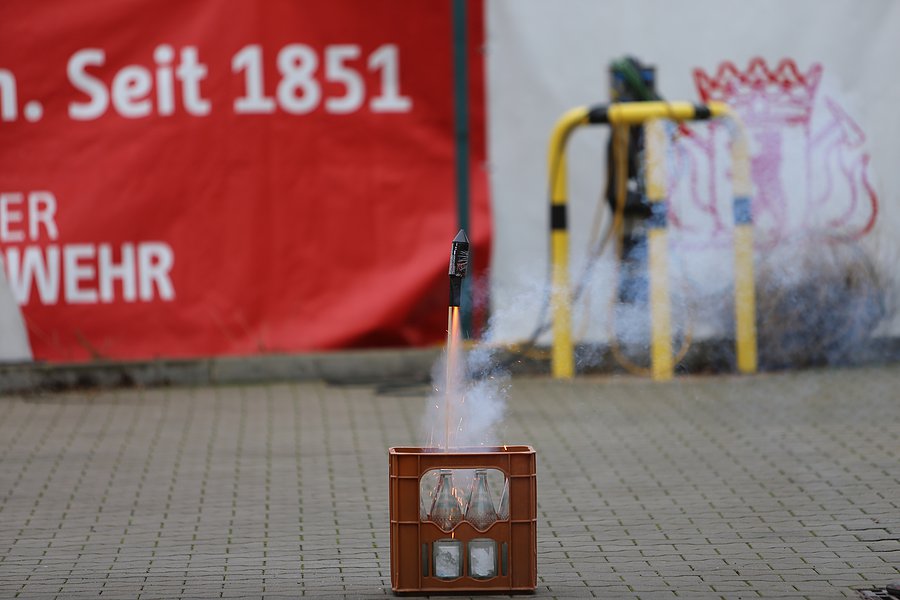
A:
[[445, 306, 462, 450]]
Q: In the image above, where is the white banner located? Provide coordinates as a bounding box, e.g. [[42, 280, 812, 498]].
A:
[[486, 0, 900, 346]]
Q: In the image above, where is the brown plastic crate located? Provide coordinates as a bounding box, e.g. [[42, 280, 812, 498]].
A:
[[389, 446, 537, 594]]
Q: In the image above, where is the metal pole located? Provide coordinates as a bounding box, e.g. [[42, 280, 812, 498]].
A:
[[548, 107, 590, 379], [603, 101, 729, 125], [727, 113, 758, 373], [643, 119, 674, 381], [451, 0, 472, 336]]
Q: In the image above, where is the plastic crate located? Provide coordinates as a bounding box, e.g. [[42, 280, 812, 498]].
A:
[[389, 446, 537, 594]]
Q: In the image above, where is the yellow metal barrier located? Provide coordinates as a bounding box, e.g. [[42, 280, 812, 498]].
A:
[[547, 108, 590, 379], [728, 113, 758, 374], [546, 101, 757, 379], [643, 119, 674, 380]]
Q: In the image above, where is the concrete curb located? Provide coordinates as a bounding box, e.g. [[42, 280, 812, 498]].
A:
[[0, 347, 441, 394], [2, 337, 898, 394]]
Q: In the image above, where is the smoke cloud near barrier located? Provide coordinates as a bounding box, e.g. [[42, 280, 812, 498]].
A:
[[750, 241, 895, 369], [487, 231, 896, 376], [569, 246, 700, 374], [424, 237, 894, 390], [568, 240, 897, 373]]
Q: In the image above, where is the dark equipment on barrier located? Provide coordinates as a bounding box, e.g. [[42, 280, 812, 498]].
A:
[[606, 56, 658, 306]]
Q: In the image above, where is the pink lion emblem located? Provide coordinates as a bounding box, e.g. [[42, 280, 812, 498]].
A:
[[669, 58, 878, 249]]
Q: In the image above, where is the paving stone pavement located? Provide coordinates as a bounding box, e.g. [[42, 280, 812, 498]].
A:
[[0, 365, 898, 599]]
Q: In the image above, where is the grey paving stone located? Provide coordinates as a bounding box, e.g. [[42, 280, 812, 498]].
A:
[[0, 366, 898, 598]]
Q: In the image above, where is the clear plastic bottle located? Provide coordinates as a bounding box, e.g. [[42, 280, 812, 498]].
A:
[[428, 469, 463, 531], [464, 469, 498, 530]]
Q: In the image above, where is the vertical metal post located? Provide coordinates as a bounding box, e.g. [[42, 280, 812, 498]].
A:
[[643, 119, 674, 381], [550, 149, 574, 380], [451, 0, 472, 335], [548, 107, 590, 379], [728, 115, 758, 373]]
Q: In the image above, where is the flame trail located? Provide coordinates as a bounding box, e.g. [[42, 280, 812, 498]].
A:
[[445, 305, 462, 450]]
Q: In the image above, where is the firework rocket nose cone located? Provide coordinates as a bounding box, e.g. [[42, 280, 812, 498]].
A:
[[448, 229, 470, 305], [449, 229, 470, 281]]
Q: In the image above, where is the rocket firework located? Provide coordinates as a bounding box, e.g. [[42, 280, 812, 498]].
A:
[[448, 229, 469, 307], [443, 229, 469, 450]]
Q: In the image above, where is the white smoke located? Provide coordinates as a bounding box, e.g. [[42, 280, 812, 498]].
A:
[[421, 313, 511, 450]]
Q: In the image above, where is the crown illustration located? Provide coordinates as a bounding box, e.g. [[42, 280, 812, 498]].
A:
[[693, 58, 822, 125]]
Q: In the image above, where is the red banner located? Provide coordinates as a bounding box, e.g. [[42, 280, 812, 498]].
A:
[[0, 0, 488, 361]]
